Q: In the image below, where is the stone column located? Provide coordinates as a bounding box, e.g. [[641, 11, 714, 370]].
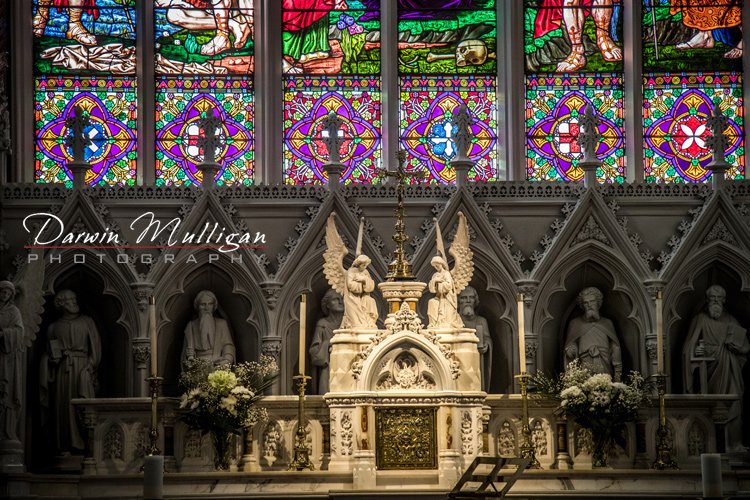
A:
[[241, 426, 259, 472], [81, 408, 98, 475], [554, 421, 572, 470], [324, 162, 345, 190], [261, 337, 282, 395], [706, 103, 731, 191], [352, 450, 376, 489], [131, 282, 154, 396], [162, 408, 177, 472]]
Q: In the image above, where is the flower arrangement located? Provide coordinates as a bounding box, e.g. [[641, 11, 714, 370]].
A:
[[533, 360, 650, 467], [179, 355, 278, 469]]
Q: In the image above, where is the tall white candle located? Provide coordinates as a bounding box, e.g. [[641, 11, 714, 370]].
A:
[[299, 294, 306, 375], [517, 294, 526, 374], [656, 290, 664, 374], [149, 296, 157, 377], [701, 453, 722, 498]]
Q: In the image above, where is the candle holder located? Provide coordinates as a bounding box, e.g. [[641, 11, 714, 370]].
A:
[[147, 375, 163, 456], [289, 374, 314, 471], [652, 373, 678, 470], [515, 373, 540, 469]]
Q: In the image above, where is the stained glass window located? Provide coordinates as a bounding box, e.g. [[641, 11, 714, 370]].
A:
[[643, 73, 744, 182], [33, 0, 137, 75], [154, 3, 255, 185], [35, 77, 137, 187], [282, 0, 380, 75], [155, 78, 254, 186], [524, 1, 625, 183], [282, 2, 381, 184], [400, 76, 497, 183], [284, 76, 381, 184], [526, 75, 624, 183], [642, 0, 742, 74], [33, 0, 137, 186], [642, 1, 745, 183], [524, 0, 623, 74], [398, 1, 498, 184], [397, 1, 496, 75], [155, 2, 254, 75]]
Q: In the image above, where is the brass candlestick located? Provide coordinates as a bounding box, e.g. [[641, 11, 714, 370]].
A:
[[289, 374, 314, 471], [652, 373, 678, 469], [147, 375, 163, 456], [516, 373, 541, 469]]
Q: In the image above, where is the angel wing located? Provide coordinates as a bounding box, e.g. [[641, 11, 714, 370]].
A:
[[449, 212, 474, 295], [323, 213, 348, 296], [13, 248, 45, 349]]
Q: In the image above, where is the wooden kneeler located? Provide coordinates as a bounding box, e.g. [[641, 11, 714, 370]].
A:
[[449, 456, 531, 498]]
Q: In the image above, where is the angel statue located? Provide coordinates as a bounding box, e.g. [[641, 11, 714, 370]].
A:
[[324, 213, 379, 329], [427, 212, 474, 329]]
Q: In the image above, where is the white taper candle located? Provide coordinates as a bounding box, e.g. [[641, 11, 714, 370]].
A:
[[149, 296, 157, 377], [517, 293, 526, 374], [299, 294, 306, 375], [656, 290, 664, 374]]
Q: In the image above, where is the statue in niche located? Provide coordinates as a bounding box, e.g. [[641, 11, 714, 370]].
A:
[[427, 212, 474, 329], [0, 281, 24, 441], [459, 286, 492, 392], [309, 289, 344, 394], [683, 285, 749, 452], [39, 289, 101, 453], [564, 287, 622, 381], [323, 214, 379, 329], [182, 290, 236, 369]]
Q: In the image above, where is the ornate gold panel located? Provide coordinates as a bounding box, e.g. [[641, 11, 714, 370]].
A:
[[375, 407, 437, 470]]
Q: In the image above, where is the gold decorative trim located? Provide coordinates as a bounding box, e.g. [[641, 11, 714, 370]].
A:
[[375, 407, 437, 470]]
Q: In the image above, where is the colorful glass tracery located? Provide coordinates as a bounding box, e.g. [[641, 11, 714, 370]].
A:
[[155, 78, 254, 186], [33, 0, 136, 75], [526, 75, 625, 183], [283, 76, 381, 184], [35, 77, 137, 187], [643, 73, 744, 183], [400, 76, 497, 183]]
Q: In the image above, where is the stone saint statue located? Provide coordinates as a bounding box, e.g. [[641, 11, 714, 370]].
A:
[[323, 213, 379, 329], [427, 256, 463, 329], [427, 212, 474, 329], [343, 255, 379, 329], [309, 290, 344, 394], [40, 289, 101, 453], [0, 281, 24, 442], [182, 290, 236, 369], [564, 287, 622, 381], [459, 286, 492, 392], [683, 285, 749, 452]]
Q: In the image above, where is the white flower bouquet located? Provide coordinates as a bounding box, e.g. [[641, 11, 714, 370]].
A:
[[179, 355, 278, 469], [533, 360, 650, 466]]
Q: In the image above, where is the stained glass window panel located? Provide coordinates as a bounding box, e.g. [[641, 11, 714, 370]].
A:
[[33, 0, 136, 75], [283, 76, 381, 184], [524, 0, 623, 73], [282, 0, 380, 75], [397, 0, 496, 75], [400, 75, 497, 184], [155, 3, 254, 75], [526, 75, 625, 183], [643, 73, 744, 183], [35, 77, 137, 187], [156, 78, 254, 186], [642, 0, 742, 73]]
